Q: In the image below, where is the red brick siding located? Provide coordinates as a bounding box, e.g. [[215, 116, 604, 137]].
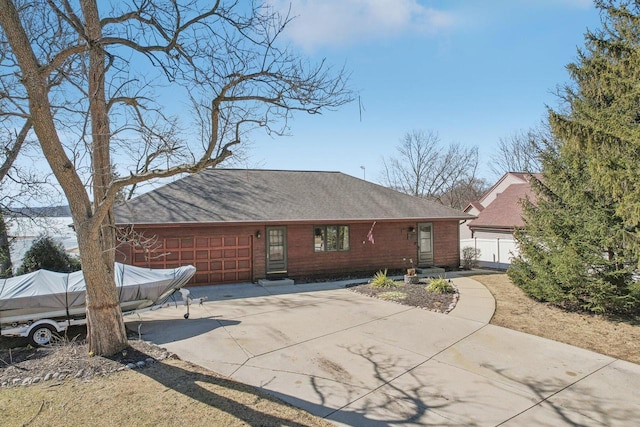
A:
[[286, 222, 418, 279], [116, 219, 461, 284], [432, 220, 460, 268]]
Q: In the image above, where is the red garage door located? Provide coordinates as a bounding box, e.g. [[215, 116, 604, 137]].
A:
[[132, 235, 252, 285]]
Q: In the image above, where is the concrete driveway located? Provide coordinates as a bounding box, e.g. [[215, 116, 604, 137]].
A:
[[126, 275, 640, 426]]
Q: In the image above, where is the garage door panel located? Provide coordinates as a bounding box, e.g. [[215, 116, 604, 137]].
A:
[[237, 271, 251, 281], [131, 234, 252, 285], [194, 273, 209, 284], [196, 237, 209, 247], [166, 238, 180, 249], [196, 250, 208, 259]]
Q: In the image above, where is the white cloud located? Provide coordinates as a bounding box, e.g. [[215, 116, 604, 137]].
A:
[[267, 0, 456, 51]]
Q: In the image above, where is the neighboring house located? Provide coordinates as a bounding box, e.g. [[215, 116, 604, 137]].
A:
[[114, 169, 472, 285], [460, 172, 538, 269]]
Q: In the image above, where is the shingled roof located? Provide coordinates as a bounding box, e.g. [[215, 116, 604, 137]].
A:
[[115, 169, 472, 225], [467, 182, 535, 230]]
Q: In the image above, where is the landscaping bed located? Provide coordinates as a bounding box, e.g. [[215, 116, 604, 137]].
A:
[[348, 278, 458, 313]]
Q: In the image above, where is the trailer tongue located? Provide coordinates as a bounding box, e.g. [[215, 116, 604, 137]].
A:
[[0, 263, 197, 346]]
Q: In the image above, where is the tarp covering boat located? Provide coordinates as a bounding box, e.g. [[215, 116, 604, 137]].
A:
[[0, 263, 196, 325]]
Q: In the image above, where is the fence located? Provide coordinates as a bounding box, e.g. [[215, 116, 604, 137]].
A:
[[460, 238, 519, 270]]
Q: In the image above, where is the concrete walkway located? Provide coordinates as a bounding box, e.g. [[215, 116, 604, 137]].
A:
[[126, 275, 640, 426]]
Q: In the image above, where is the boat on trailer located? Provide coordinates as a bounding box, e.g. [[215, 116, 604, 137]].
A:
[[0, 263, 197, 346]]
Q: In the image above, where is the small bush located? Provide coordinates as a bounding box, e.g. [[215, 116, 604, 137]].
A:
[[370, 269, 399, 288], [461, 246, 481, 270], [18, 235, 81, 274], [426, 277, 455, 294]]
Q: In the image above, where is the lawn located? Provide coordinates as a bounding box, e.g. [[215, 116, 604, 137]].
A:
[[471, 273, 640, 365]]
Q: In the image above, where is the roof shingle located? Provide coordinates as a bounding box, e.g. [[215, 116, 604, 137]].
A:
[[115, 169, 472, 225], [467, 183, 534, 230]]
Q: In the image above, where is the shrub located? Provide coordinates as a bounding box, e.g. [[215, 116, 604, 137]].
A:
[[461, 246, 480, 270], [370, 269, 399, 288], [18, 235, 81, 274], [426, 277, 455, 294]]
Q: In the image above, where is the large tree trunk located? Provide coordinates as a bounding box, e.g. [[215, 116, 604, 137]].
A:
[[79, 0, 126, 354], [76, 223, 128, 355]]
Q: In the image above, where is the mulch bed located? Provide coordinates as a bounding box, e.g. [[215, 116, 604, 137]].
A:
[[349, 279, 458, 313]]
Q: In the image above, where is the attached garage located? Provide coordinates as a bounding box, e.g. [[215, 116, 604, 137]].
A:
[[128, 234, 253, 284]]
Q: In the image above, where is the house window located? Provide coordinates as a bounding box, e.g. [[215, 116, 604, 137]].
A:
[[314, 225, 349, 252]]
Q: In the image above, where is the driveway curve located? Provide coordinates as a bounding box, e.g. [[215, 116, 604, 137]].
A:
[[126, 275, 640, 426]]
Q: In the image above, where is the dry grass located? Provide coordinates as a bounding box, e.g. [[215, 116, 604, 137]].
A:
[[471, 273, 640, 365], [0, 355, 332, 427]]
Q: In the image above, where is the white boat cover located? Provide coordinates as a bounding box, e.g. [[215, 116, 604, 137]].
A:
[[0, 263, 196, 324]]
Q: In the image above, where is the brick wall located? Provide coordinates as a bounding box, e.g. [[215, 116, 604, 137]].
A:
[[116, 219, 461, 284], [432, 220, 461, 267]]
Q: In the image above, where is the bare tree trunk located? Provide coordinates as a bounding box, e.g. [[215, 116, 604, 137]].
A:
[[76, 223, 127, 355], [80, 0, 125, 354]]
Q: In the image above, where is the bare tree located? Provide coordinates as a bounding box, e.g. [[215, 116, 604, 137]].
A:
[[381, 130, 480, 207], [437, 177, 490, 210], [489, 127, 544, 177], [0, 0, 352, 355]]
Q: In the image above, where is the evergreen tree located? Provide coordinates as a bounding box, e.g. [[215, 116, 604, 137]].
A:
[[508, 139, 639, 315], [549, 0, 640, 238], [18, 235, 81, 274], [511, 0, 640, 315]]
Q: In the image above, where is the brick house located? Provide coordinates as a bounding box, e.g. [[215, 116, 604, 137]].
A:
[[115, 169, 472, 285]]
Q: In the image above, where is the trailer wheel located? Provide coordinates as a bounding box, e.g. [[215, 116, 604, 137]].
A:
[[28, 324, 57, 347], [183, 313, 189, 319]]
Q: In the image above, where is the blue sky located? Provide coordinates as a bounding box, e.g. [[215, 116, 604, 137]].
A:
[[245, 0, 601, 183]]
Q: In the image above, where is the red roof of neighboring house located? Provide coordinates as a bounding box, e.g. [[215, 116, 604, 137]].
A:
[[464, 201, 484, 213], [467, 182, 535, 230]]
